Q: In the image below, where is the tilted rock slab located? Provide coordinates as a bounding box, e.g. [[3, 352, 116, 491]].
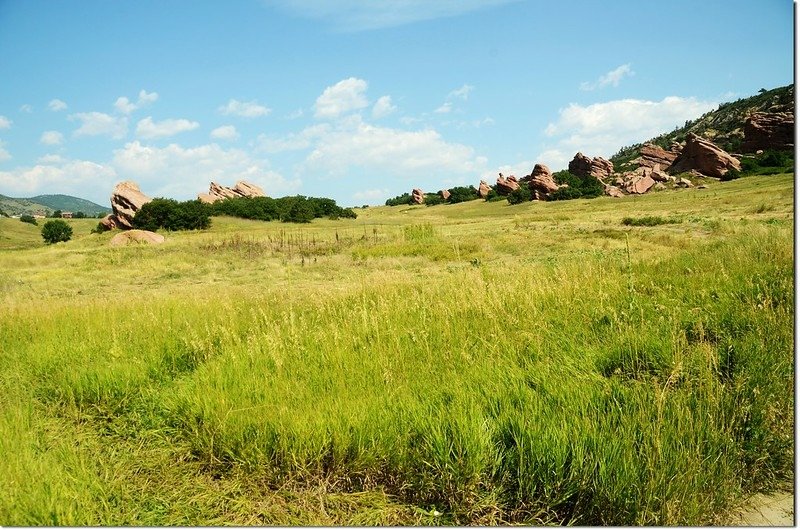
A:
[[198, 180, 267, 204], [528, 163, 559, 200], [496, 175, 520, 195], [568, 152, 614, 180], [411, 188, 425, 204], [109, 181, 152, 229], [668, 133, 740, 179], [741, 112, 794, 153], [439, 189, 451, 201], [634, 143, 679, 169], [477, 180, 491, 199]]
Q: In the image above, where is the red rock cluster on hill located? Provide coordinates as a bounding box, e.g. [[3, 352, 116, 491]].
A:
[[198, 181, 266, 204], [669, 133, 741, 179], [568, 153, 614, 180], [741, 112, 794, 152]]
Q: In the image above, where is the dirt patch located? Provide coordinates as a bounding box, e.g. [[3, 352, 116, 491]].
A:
[[726, 490, 794, 526]]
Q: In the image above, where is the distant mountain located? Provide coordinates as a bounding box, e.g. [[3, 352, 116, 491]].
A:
[[610, 84, 794, 171], [27, 194, 111, 215], [0, 193, 110, 217]]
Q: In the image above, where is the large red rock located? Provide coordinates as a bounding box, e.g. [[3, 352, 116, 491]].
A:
[[623, 175, 656, 195], [568, 153, 614, 179], [496, 174, 520, 195], [668, 133, 741, 179], [109, 229, 165, 247], [110, 181, 152, 229], [477, 180, 491, 199], [528, 163, 559, 200], [411, 188, 425, 204], [741, 112, 794, 153], [636, 143, 679, 168], [439, 189, 451, 201], [198, 180, 267, 203], [604, 184, 624, 198]]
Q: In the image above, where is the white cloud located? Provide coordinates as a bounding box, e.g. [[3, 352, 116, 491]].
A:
[[448, 84, 474, 100], [48, 99, 68, 111], [434, 102, 453, 114], [286, 108, 305, 119], [136, 116, 199, 139], [255, 123, 331, 154], [19, 104, 32, 113], [580, 64, 634, 91], [0, 116, 11, 129], [0, 141, 10, 162], [210, 125, 239, 141], [69, 112, 128, 139], [115, 89, 159, 114], [40, 131, 65, 145], [303, 115, 486, 177], [538, 95, 717, 170], [112, 141, 300, 199], [0, 157, 117, 197], [372, 95, 397, 119], [353, 188, 390, 203], [273, 0, 521, 31], [38, 154, 65, 164], [314, 77, 369, 119], [219, 99, 271, 118]]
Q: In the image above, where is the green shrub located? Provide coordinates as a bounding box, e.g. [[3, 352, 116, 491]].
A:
[[282, 199, 315, 223], [621, 216, 681, 227], [132, 198, 211, 231], [41, 219, 73, 244], [446, 186, 479, 204], [550, 170, 604, 201], [385, 193, 413, 206], [507, 186, 532, 204], [19, 215, 37, 226], [721, 168, 741, 181], [424, 193, 445, 206]]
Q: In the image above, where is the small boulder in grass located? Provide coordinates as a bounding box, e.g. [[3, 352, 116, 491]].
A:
[[109, 229, 165, 247]]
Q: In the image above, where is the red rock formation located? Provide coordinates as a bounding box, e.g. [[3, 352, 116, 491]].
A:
[[636, 143, 679, 169], [477, 180, 490, 199], [99, 213, 119, 231], [411, 188, 425, 204], [603, 184, 624, 198], [439, 189, 451, 201], [623, 175, 656, 195], [528, 163, 559, 200], [668, 133, 740, 179], [109, 181, 152, 229], [741, 112, 794, 152], [496, 174, 520, 194], [198, 180, 267, 204], [568, 153, 614, 179]]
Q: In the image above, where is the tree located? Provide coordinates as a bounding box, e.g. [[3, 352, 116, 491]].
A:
[[41, 219, 73, 244], [50, 209, 62, 218], [20, 214, 38, 225]]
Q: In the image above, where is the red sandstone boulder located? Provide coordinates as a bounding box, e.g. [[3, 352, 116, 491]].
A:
[[528, 164, 560, 200], [635, 143, 679, 169], [604, 184, 624, 198], [668, 133, 740, 179], [109, 229, 165, 247], [439, 189, 451, 201], [109, 181, 152, 229], [198, 180, 267, 203], [496, 174, 520, 194], [477, 180, 491, 199], [568, 152, 614, 179], [624, 175, 656, 195], [411, 188, 425, 204], [741, 112, 794, 153]]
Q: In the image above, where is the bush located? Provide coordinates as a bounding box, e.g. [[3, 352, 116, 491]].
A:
[[424, 193, 445, 206], [550, 170, 604, 201], [721, 168, 741, 182], [385, 193, 413, 206], [446, 186, 479, 204], [621, 216, 681, 227], [20, 215, 37, 226], [282, 199, 315, 223], [507, 186, 532, 204], [41, 219, 73, 244], [132, 198, 211, 231]]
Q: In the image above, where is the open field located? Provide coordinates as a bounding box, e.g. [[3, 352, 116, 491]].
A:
[[0, 174, 793, 525]]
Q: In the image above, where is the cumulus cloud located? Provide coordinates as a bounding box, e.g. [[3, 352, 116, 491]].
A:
[[40, 131, 65, 145], [19, 104, 32, 113], [434, 83, 474, 114], [210, 125, 239, 140], [0, 157, 117, 198], [115, 89, 159, 114], [112, 141, 300, 199], [69, 112, 128, 139], [314, 77, 369, 119], [218, 99, 271, 118], [0, 116, 12, 129], [434, 102, 453, 114], [48, 99, 68, 111], [255, 124, 331, 154], [538, 95, 716, 170], [353, 188, 390, 203], [372, 95, 397, 119], [580, 64, 634, 91], [136, 116, 199, 139], [303, 115, 486, 177]]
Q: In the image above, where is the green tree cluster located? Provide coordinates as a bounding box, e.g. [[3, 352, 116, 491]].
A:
[[549, 170, 604, 201], [209, 195, 357, 223], [132, 199, 211, 231], [41, 219, 72, 244], [19, 214, 38, 225]]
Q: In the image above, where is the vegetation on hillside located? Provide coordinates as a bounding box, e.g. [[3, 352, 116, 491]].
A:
[[40, 219, 73, 244], [610, 84, 793, 170]]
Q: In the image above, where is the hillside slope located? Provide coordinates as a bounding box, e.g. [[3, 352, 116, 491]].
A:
[[611, 84, 793, 169], [28, 194, 110, 215]]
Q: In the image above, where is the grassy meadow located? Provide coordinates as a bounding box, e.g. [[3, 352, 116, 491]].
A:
[[0, 173, 793, 525]]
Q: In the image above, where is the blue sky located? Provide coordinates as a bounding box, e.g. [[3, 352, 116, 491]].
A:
[[0, 0, 793, 207]]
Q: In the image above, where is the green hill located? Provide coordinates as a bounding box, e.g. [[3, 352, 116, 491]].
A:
[[27, 194, 110, 215], [0, 193, 110, 217], [611, 84, 794, 170]]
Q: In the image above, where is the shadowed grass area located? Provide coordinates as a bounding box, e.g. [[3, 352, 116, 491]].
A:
[[0, 174, 793, 525]]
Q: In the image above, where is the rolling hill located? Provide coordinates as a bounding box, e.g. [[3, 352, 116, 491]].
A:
[[0, 193, 110, 217]]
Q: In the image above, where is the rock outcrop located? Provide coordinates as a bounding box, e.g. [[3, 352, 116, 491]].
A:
[[496, 174, 520, 195], [439, 189, 451, 201], [198, 180, 266, 204], [635, 143, 679, 169], [109, 229, 165, 247], [477, 180, 491, 199], [109, 181, 152, 229], [568, 153, 614, 180], [603, 184, 625, 198], [741, 112, 794, 152], [623, 174, 656, 195], [528, 164, 560, 200], [668, 133, 741, 179], [411, 188, 425, 204], [99, 214, 119, 231]]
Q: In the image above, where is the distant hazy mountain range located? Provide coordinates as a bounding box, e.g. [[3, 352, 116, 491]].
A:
[[0, 194, 111, 217]]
